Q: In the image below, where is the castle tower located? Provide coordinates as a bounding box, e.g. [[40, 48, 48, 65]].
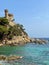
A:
[[4, 9, 15, 26], [4, 9, 8, 19]]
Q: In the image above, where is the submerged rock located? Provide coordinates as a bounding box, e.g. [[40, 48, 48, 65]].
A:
[[7, 55, 23, 61], [0, 55, 6, 60], [0, 55, 23, 61]]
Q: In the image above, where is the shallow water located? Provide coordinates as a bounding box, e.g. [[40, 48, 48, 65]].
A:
[[0, 43, 49, 65]]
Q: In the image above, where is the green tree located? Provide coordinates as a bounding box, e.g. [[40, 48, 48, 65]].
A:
[[0, 18, 9, 26], [0, 18, 9, 39]]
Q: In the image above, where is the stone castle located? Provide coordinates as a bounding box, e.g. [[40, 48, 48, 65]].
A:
[[4, 9, 15, 26]]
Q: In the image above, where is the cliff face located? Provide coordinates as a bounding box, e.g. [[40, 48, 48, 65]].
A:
[[5, 36, 31, 46]]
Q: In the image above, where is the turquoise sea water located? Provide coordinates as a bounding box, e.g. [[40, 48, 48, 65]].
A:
[[0, 42, 49, 65]]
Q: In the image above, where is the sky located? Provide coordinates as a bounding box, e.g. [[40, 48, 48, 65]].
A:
[[0, 0, 49, 38]]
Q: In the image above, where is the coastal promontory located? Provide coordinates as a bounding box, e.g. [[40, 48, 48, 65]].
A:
[[0, 9, 31, 46]]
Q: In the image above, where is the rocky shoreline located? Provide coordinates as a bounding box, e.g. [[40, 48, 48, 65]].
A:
[[0, 36, 31, 46], [0, 36, 48, 46], [31, 38, 48, 44]]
